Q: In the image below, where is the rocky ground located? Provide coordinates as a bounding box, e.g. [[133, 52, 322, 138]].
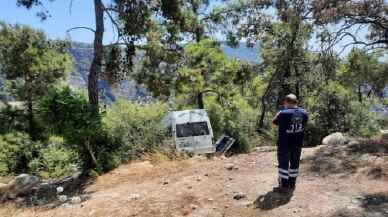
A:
[[1, 138, 388, 217]]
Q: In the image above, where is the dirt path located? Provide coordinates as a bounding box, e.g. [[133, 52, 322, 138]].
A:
[[2, 145, 388, 217]]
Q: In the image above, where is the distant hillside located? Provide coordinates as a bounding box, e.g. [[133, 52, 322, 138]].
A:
[[69, 42, 147, 103], [68, 42, 260, 102]]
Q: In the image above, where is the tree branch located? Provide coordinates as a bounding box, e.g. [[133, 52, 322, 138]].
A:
[[66, 26, 96, 33]]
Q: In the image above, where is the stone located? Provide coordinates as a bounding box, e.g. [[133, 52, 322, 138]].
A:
[[233, 192, 246, 200], [190, 204, 198, 210], [1, 174, 40, 202], [70, 196, 82, 204], [380, 130, 388, 140], [56, 186, 64, 194], [322, 132, 347, 146], [225, 164, 238, 171], [58, 195, 68, 203], [129, 193, 141, 200]]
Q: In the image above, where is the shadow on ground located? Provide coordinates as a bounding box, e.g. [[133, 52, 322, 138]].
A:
[[328, 192, 388, 217], [22, 173, 92, 209], [253, 189, 293, 210], [302, 139, 388, 177]]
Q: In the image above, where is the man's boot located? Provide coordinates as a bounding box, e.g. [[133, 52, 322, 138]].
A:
[[289, 177, 297, 193], [273, 178, 290, 194]]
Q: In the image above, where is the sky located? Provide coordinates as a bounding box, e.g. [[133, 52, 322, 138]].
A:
[[0, 0, 117, 44], [0, 0, 378, 57]]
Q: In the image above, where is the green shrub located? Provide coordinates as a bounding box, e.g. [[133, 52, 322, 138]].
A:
[[303, 81, 383, 145], [347, 101, 381, 137], [103, 100, 168, 160], [39, 86, 115, 172], [206, 95, 256, 153], [28, 136, 79, 178], [0, 132, 40, 175], [304, 81, 353, 145], [0, 104, 25, 134]]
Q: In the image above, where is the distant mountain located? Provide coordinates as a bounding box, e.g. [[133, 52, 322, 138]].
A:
[[68, 42, 260, 102]]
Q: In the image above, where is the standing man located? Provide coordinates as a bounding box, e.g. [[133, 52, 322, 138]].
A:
[[272, 94, 308, 193]]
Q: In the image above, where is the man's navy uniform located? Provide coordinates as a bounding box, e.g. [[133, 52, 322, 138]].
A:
[[273, 106, 308, 190]]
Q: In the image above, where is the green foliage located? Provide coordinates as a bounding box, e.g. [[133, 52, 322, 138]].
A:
[[0, 23, 72, 100], [39, 86, 113, 171], [347, 101, 381, 137], [206, 94, 256, 153], [338, 48, 386, 101], [304, 81, 353, 145], [0, 132, 38, 175], [103, 100, 168, 160], [0, 132, 78, 178], [0, 22, 73, 138], [0, 104, 25, 134], [28, 136, 79, 178], [178, 39, 255, 108]]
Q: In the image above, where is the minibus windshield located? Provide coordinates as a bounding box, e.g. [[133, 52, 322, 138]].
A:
[[176, 122, 210, 137]]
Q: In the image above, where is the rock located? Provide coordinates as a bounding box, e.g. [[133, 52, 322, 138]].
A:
[[351, 199, 362, 205], [162, 180, 169, 185], [239, 201, 252, 207], [58, 195, 68, 203], [56, 186, 64, 194], [322, 132, 347, 146], [196, 177, 202, 182], [207, 198, 214, 202], [233, 192, 246, 200], [225, 164, 238, 171], [70, 196, 82, 204], [190, 204, 198, 210], [380, 130, 388, 140], [0, 183, 7, 196], [129, 193, 141, 200], [1, 174, 40, 202]]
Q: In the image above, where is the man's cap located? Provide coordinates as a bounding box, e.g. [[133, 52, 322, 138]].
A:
[[285, 94, 298, 104]]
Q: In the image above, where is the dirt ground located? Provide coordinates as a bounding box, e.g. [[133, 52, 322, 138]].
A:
[[1, 144, 388, 217]]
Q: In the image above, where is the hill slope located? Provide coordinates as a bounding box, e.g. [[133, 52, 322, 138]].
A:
[[2, 139, 387, 217]]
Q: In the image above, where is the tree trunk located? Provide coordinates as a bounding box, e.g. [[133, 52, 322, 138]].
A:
[[197, 92, 204, 109], [24, 74, 35, 140], [257, 73, 276, 130], [89, 0, 104, 107], [26, 96, 34, 139], [358, 85, 362, 102]]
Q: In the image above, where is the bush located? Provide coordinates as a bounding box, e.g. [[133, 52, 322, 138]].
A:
[[0, 132, 36, 175], [303, 81, 383, 145], [206, 95, 256, 153], [347, 101, 381, 137], [0, 104, 25, 134], [0, 132, 79, 178], [28, 136, 79, 179], [304, 81, 353, 145], [103, 100, 168, 160], [39, 86, 115, 172]]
